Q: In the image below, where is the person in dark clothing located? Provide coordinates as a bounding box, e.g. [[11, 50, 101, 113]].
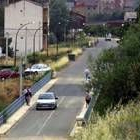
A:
[[85, 93, 91, 107], [24, 87, 32, 106]]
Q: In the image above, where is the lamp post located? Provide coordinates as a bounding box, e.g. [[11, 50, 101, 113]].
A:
[[56, 22, 61, 60], [5, 32, 9, 64], [103, 23, 106, 37], [33, 26, 42, 64], [46, 0, 50, 56], [24, 27, 27, 66], [14, 22, 34, 67], [64, 20, 69, 47]]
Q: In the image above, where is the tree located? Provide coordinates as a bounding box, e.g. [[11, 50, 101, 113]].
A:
[[50, 0, 70, 42], [0, 7, 4, 36]]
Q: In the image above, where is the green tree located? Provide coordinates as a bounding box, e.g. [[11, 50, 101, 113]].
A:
[[50, 0, 69, 42], [0, 7, 4, 36]]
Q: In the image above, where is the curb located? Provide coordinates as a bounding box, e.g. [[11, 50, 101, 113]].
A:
[[69, 103, 86, 137]]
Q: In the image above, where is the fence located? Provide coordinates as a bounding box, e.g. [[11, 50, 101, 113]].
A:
[[84, 93, 99, 124], [0, 71, 52, 126], [76, 93, 99, 126]]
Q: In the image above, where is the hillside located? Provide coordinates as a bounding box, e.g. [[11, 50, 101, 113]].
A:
[[73, 101, 140, 140]]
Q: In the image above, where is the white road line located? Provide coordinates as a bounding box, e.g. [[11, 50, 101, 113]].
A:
[[36, 97, 65, 135]]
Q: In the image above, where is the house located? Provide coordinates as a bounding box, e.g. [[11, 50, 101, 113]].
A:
[[4, 0, 48, 57], [66, 0, 75, 11], [73, 0, 99, 22], [124, 12, 137, 22]]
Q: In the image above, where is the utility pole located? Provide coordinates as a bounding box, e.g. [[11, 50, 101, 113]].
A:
[[25, 27, 27, 66], [5, 32, 9, 64], [46, 1, 50, 56], [19, 54, 23, 97]]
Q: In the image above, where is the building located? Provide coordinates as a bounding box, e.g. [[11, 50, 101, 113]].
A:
[[66, 0, 75, 11], [124, 11, 137, 22], [99, 0, 124, 14], [4, 0, 48, 57], [123, 0, 136, 12], [73, 0, 99, 22]]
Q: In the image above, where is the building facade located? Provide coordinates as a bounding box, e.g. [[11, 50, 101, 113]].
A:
[[4, 0, 43, 56]]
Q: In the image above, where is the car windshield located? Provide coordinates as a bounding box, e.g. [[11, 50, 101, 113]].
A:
[[31, 65, 41, 69], [31, 64, 48, 69], [39, 93, 54, 99]]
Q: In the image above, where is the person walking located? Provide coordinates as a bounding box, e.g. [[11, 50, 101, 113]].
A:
[[84, 67, 90, 80], [23, 86, 32, 106], [85, 92, 91, 108]]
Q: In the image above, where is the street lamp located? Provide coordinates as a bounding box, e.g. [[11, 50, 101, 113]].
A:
[[56, 22, 61, 59], [5, 32, 9, 64], [64, 20, 69, 46], [46, 0, 50, 57], [14, 21, 34, 66], [33, 26, 42, 64]]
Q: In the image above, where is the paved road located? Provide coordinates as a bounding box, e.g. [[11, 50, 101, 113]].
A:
[[1, 38, 118, 140]]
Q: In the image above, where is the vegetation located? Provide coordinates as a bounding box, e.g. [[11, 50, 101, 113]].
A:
[[50, 0, 70, 42], [88, 12, 124, 23], [84, 24, 129, 38], [0, 7, 4, 36], [86, 21, 140, 115], [73, 101, 140, 140]]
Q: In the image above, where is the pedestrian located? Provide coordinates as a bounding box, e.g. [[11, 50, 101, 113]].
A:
[[23, 86, 32, 106], [85, 92, 91, 107], [84, 67, 90, 80]]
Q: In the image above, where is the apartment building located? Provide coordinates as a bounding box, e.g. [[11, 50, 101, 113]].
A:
[[4, 0, 49, 56]]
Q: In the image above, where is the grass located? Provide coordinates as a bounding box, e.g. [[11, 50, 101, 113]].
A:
[[50, 56, 69, 71], [72, 101, 140, 140], [49, 47, 82, 71]]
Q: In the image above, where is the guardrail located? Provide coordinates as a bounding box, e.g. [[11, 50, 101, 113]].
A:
[[0, 71, 52, 126], [76, 93, 99, 126]]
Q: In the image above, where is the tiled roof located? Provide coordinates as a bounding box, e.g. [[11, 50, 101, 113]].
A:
[[75, 0, 98, 7]]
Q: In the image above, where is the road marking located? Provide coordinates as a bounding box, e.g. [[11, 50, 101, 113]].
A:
[[36, 97, 65, 135]]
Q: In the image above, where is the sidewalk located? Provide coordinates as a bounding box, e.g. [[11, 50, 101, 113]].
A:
[[0, 79, 58, 135]]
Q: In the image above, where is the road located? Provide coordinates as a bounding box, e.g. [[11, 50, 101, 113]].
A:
[[1, 38, 118, 140]]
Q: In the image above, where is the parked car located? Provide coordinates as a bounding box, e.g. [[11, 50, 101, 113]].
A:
[[36, 92, 58, 110], [0, 69, 20, 79], [24, 63, 51, 75]]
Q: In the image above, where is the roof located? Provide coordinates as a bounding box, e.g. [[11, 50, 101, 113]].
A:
[[5, 0, 43, 7], [75, 0, 98, 7], [67, 0, 75, 2]]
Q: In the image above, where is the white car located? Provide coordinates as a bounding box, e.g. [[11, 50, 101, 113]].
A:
[[24, 63, 51, 75], [105, 33, 112, 41], [36, 92, 58, 110]]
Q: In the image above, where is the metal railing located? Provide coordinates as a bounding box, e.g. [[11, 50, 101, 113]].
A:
[[0, 71, 52, 126], [84, 93, 99, 124], [76, 93, 99, 126]]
